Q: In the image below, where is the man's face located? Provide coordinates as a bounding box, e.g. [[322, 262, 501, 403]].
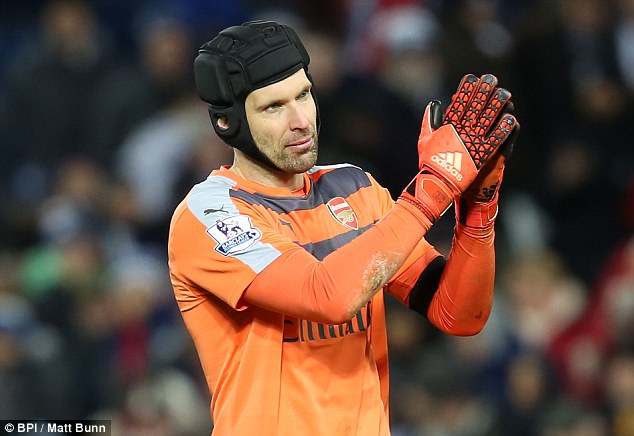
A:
[[244, 69, 318, 173]]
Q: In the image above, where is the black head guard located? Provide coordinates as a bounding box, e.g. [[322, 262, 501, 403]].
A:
[[194, 21, 319, 167]]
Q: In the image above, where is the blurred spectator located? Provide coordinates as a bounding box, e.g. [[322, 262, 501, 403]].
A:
[[300, 25, 421, 198], [542, 137, 626, 283], [547, 234, 634, 412], [370, 4, 452, 115], [509, 1, 634, 264], [172, 128, 236, 207], [412, 347, 498, 435], [0, 251, 42, 418], [248, 0, 346, 36], [37, 158, 110, 246], [386, 301, 435, 435], [595, 235, 634, 351], [493, 351, 555, 436], [117, 368, 211, 435], [615, 0, 634, 92], [438, 0, 516, 83], [514, 0, 625, 137], [510, 0, 630, 283], [86, 15, 197, 168], [501, 249, 587, 351], [2, 0, 116, 204], [539, 397, 608, 436], [115, 92, 231, 245], [603, 349, 634, 436]]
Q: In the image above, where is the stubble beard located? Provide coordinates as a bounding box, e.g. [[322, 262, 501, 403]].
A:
[[253, 128, 319, 174]]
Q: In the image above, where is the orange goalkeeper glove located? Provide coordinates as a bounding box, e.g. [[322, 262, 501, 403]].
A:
[[455, 124, 520, 228], [399, 74, 517, 223], [456, 100, 520, 228]]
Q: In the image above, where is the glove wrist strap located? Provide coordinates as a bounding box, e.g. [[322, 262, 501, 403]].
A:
[[456, 197, 498, 228], [400, 171, 454, 223]]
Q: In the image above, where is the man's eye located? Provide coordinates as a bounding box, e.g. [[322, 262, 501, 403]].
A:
[[298, 90, 309, 99]]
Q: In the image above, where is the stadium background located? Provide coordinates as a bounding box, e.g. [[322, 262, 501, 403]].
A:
[[1, 0, 633, 434]]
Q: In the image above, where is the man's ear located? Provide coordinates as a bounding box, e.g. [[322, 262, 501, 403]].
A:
[[216, 115, 230, 130]]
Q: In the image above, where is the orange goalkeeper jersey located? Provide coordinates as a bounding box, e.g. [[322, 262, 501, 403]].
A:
[[168, 164, 440, 435]]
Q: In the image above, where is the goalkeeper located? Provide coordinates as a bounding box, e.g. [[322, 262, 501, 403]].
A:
[[168, 20, 519, 436]]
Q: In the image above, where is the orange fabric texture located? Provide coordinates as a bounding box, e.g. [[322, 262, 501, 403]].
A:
[[168, 164, 496, 435], [427, 223, 496, 335]]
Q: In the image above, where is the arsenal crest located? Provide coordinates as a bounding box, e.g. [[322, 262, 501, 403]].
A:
[[327, 197, 359, 230]]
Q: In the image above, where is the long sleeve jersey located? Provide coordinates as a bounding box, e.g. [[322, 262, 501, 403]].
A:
[[168, 164, 495, 435]]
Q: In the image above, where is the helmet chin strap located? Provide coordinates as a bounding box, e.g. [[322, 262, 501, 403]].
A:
[[209, 105, 286, 173], [233, 135, 286, 174]]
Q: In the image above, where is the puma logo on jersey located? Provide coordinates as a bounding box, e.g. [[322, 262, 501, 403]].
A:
[[204, 205, 228, 215], [431, 152, 463, 181]]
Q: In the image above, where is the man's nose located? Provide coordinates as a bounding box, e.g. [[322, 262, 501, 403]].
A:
[[288, 104, 310, 130]]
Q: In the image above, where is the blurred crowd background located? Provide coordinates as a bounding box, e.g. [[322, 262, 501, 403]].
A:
[[1, 0, 633, 435]]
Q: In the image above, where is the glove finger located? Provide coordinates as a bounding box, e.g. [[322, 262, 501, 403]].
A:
[[418, 100, 443, 168], [430, 100, 443, 130], [444, 74, 479, 125], [466, 113, 516, 169], [475, 88, 511, 136], [499, 120, 520, 159], [485, 113, 518, 158], [463, 74, 498, 126], [420, 100, 444, 135]]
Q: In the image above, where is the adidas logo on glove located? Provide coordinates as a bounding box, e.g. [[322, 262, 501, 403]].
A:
[[431, 152, 463, 181]]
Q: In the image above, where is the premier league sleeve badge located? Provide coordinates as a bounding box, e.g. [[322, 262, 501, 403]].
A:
[[207, 215, 263, 256]]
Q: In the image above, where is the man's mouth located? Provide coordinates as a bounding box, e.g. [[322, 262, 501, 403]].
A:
[[286, 136, 313, 150]]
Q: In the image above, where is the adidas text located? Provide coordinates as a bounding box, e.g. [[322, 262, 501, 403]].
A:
[[431, 153, 463, 181]]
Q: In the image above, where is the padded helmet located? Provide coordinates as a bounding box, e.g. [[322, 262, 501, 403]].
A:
[[194, 20, 319, 168]]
